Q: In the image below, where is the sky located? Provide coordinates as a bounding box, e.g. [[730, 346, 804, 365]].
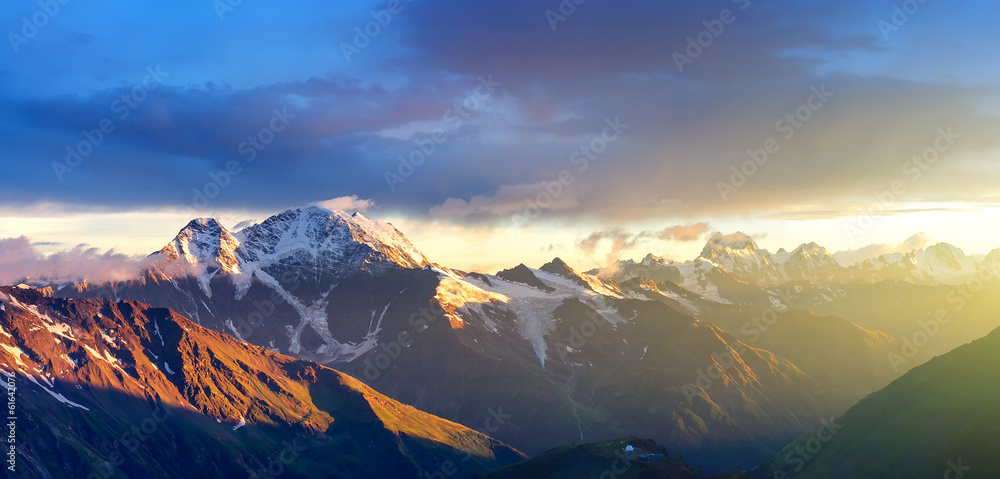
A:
[[2, 0, 1000, 278]]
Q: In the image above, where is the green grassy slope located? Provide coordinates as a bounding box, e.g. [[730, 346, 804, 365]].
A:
[[751, 324, 1000, 478]]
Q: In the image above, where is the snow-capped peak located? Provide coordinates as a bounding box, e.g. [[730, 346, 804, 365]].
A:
[[787, 242, 838, 265], [145, 206, 431, 294], [697, 232, 785, 285], [640, 253, 669, 266], [700, 232, 758, 257], [235, 206, 429, 271], [150, 218, 242, 279], [923, 243, 966, 265], [849, 242, 982, 285], [781, 242, 843, 281], [985, 248, 1000, 270]]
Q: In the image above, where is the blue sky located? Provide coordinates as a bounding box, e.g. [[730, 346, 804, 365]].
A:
[[3, 0, 1000, 273]]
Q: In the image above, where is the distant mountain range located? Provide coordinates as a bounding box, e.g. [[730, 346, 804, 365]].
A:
[[604, 231, 1000, 362], [7, 206, 1000, 476], [608, 232, 998, 298]]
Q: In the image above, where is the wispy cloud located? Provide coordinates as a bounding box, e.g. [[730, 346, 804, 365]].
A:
[[657, 223, 711, 242], [312, 195, 376, 213], [833, 232, 932, 266], [0, 236, 145, 284]]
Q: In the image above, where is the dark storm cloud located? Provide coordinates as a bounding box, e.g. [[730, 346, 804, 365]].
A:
[[0, 71, 507, 212], [3, 0, 1000, 225], [393, 0, 1000, 224]]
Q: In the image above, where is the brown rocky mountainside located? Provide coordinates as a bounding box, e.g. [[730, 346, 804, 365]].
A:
[[0, 286, 524, 479]]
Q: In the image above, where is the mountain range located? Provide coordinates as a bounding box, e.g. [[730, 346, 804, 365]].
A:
[[8, 205, 1000, 476], [609, 232, 997, 298], [27, 208, 824, 471], [606, 232, 1000, 361]]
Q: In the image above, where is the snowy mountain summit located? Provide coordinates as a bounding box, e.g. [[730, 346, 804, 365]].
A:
[[855, 242, 983, 285], [606, 232, 1000, 311], [147, 206, 430, 296], [236, 206, 429, 270], [113, 205, 438, 363], [698, 232, 785, 286], [150, 217, 243, 281]]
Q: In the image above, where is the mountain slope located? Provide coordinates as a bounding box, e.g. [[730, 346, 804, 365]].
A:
[[474, 437, 745, 479], [0, 286, 524, 479], [751, 324, 1000, 478], [715, 309, 898, 400], [618, 277, 902, 403], [780, 277, 1000, 360], [341, 265, 844, 473]]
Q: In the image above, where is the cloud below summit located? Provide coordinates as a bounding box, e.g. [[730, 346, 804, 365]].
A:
[[657, 223, 712, 242], [833, 233, 934, 266], [0, 236, 144, 284], [313, 196, 377, 213]]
